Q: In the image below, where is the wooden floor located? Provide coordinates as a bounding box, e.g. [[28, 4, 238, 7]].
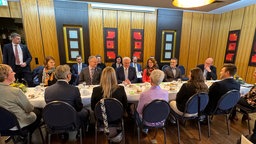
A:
[[2, 113, 255, 144]]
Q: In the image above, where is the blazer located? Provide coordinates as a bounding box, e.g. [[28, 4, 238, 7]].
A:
[[79, 67, 102, 85], [71, 63, 87, 76], [44, 81, 83, 112], [130, 62, 142, 72], [116, 66, 138, 84], [164, 67, 182, 82], [204, 78, 240, 114], [91, 85, 128, 111], [3, 43, 32, 71], [197, 64, 217, 80]]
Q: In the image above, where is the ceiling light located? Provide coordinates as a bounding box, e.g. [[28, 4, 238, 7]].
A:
[[172, 0, 215, 8]]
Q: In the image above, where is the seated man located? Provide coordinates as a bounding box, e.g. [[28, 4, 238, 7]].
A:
[[130, 56, 142, 81], [204, 64, 240, 114], [116, 57, 137, 84], [96, 55, 106, 70], [79, 56, 102, 85], [197, 57, 217, 80], [163, 58, 182, 82], [136, 70, 169, 131], [71, 55, 87, 85], [0, 64, 41, 142], [45, 65, 89, 129]]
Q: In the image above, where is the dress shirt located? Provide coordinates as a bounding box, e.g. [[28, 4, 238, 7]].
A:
[[12, 43, 23, 65], [124, 67, 128, 80]]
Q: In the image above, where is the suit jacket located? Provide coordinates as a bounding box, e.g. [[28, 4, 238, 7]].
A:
[[79, 67, 102, 85], [91, 85, 128, 111], [3, 43, 32, 71], [130, 62, 142, 72], [97, 63, 106, 70], [116, 66, 137, 84], [197, 64, 217, 80], [204, 78, 240, 114], [44, 81, 83, 112], [71, 63, 87, 76], [164, 67, 182, 82]]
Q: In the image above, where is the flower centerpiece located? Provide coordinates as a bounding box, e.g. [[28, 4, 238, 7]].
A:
[[234, 74, 245, 85], [10, 82, 27, 93]]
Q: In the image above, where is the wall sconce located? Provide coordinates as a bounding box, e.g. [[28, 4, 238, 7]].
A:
[[172, 0, 215, 8]]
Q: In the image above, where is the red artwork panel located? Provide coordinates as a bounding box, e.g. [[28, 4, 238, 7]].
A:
[[228, 43, 236, 51], [251, 54, 256, 63], [225, 53, 234, 62], [106, 31, 115, 39], [134, 41, 142, 49], [254, 42, 256, 52], [106, 40, 114, 49], [133, 32, 142, 40], [229, 33, 238, 41], [133, 51, 141, 59], [107, 51, 116, 60]]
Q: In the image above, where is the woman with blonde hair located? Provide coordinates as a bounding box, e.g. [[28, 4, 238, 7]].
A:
[[91, 66, 127, 111]]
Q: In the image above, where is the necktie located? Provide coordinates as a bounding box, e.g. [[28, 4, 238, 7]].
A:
[[125, 68, 128, 80], [14, 45, 20, 65], [78, 64, 82, 74], [91, 68, 95, 79]]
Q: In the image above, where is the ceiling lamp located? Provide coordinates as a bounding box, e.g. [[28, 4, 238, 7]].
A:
[[172, 0, 215, 8]]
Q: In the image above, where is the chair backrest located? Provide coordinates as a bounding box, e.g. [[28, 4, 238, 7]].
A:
[[162, 65, 170, 71], [215, 89, 240, 112], [43, 101, 78, 131], [142, 100, 171, 123], [94, 98, 124, 123], [178, 65, 186, 75], [0, 107, 20, 131], [184, 92, 209, 115]]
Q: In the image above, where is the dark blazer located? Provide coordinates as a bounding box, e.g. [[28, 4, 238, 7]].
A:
[[71, 63, 87, 76], [44, 81, 83, 112], [3, 43, 32, 71], [116, 66, 137, 84], [197, 64, 217, 80], [97, 63, 106, 70], [164, 67, 182, 82], [91, 85, 128, 111], [79, 67, 102, 85], [204, 78, 240, 114], [130, 62, 142, 72], [112, 63, 122, 70]]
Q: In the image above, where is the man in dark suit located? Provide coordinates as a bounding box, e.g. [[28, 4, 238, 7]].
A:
[[71, 55, 87, 85], [3, 33, 33, 86], [163, 58, 182, 82], [130, 56, 142, 82], [79, 56, 102, 85], [197, 57, 217, 80], [204, 64, 240, 114], [45, 64, 89, 128], [96, 55, 106, 70], [116, 57, 137, 84]]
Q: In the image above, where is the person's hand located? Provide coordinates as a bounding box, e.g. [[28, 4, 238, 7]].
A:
[[125, 79, 131, 84], [205, 66, 211, 72], [20, 62, 27, 67]]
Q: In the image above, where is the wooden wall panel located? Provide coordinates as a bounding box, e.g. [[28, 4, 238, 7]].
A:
[[37, 0, 59, 66], [214, 12, 232, 74], [0, 4, 10, 17], [179, 12, 192, 70], [88, 6, 104, 60], [198, 14, 214, 63], [230, 8, 244, 31], [143, 12, 157, 68], [187, 13, 203, 72], [9, 1, 22, 18], [20, 0, 44, 69], [103, 10, 117, 28], [131, 12, 144, 29], [118, 11, 131, 58], [209, 14, 221, 59]]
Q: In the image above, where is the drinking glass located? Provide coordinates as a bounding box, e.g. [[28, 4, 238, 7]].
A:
[[82, 82, 86, 88]]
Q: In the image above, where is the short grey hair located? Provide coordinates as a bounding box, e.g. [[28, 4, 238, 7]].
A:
[[10, 33, 20, 39], [150, 69, 164, 85], [88, 56, 96, 62], [55, 65, 70, 80], [123, 57, 131, 62]]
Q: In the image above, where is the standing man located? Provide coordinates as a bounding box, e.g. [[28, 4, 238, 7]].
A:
[[71, 55, 87, 85], [79, 56, 102, 85], [197, 57, 217, 80], [116, 57, 137, 84], [3, 33, 33, 86], [163, 58, 182, 82], [204, 64, 240, 114], [130, 56, 142, 82]]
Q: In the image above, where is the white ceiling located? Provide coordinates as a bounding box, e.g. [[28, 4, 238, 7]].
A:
[[81, 0, 256, 14]]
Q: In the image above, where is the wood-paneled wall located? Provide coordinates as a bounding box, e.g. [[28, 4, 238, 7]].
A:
[[88, 5, 157, 67], [179, 4, 256, 84], [0, 1, 21, 18]]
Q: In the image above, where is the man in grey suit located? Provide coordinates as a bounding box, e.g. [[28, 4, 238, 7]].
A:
[[116, 57, 137, 84], [163, 58, 182, 82], [79, 56, 102, 85], [3, 33, 33, 86]]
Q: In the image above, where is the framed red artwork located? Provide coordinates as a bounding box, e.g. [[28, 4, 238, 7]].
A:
[[106, 31, 115, 39], [229, 33, 238, 41], [225, 53, 234, 62], [131, 29, 144, 62], [133, 32, 142, 40], [106, 51, 116, 60], [134, 41, 142, 49], [106, 40, 114, 49], [133, 51, 141, 60], [224, 30, 240, 63], [228, 43, 236, 51], [249, 30, 256, 66], [104, 28, 118, 62]]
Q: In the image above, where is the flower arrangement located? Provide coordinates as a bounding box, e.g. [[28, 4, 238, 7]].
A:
[[10, 82, 27, 93], [234, 74, 245, 85]]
